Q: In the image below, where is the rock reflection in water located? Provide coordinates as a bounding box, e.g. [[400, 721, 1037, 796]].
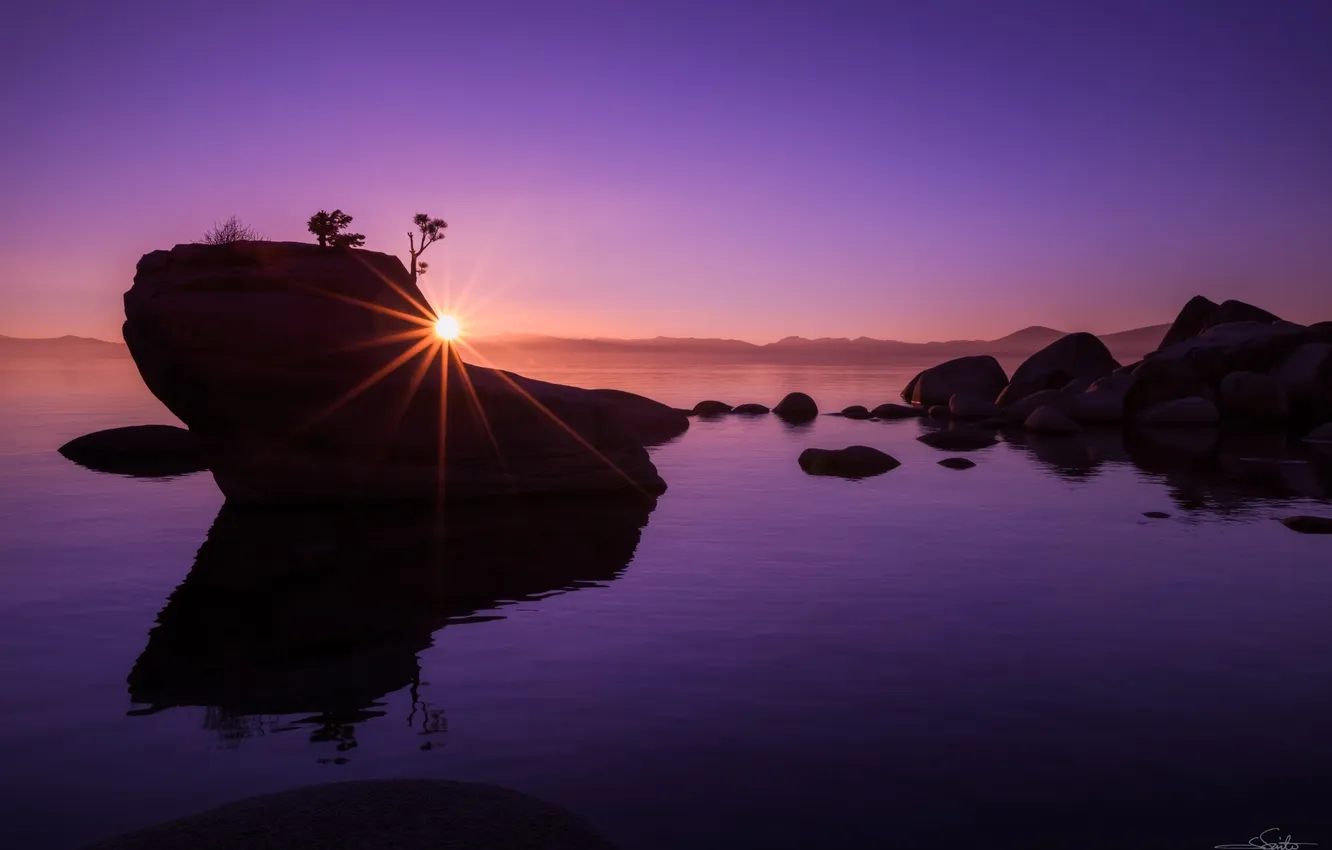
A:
[[126, 494, 656, 752]]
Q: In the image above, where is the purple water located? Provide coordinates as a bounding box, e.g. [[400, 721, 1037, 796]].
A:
[[2, 355, 1332, 849]]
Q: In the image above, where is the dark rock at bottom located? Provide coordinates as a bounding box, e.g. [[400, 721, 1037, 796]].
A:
[[798, 446, 901, 478]]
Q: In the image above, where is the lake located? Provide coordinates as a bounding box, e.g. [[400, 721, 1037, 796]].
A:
[[3, 355, 1332, 849]]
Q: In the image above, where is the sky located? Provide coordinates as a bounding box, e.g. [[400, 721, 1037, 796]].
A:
[[2, 0, 1330, 343]]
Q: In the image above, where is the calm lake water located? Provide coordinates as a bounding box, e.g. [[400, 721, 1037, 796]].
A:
[[3, 355, 1332, 849]]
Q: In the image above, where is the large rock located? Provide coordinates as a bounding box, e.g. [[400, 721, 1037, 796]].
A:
[[123, 242, 668, 504], [1137, 396, 1220, 427], [998, 332, 1120, 407], [902, 356, 1008, 407], [86, 780, 620, 850], [773, 392, 819, 422], [1025, 406, 1079, 434], [1269, 343, 1332, 424], [798, 446, 901, 478], [58, 425, 206, 477], [591, 389, 689, 445], [1157, 295, 1220, 350], [949, 393, 1000, 419], [1123, 320, 1309, 419], [1217, 371, 1288, 425]]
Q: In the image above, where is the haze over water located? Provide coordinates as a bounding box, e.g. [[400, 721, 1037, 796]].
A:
[[4, 354, 1332, 849]]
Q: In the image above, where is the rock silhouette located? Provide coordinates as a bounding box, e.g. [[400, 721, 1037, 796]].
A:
[[773, 392, 819, 422], [122, 243, 670, 504], [798, 446, 900, 478], [58, 425, 205, 477]]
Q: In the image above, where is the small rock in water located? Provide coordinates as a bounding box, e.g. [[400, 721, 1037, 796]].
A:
[[731, 403, 771, 415], [870, 403, 924, 419], [917, 429, 997, 451], [1279, 516, 1332, 535], [938, 457, 976, 470], [1143, 511, 1171, 519], [773, 392, 819, 422], [840, 405, 872, 420], [798, 446, 901, 478], [691, 400, 733, 416]]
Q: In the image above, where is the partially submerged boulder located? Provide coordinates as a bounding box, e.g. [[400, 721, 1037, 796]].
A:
[[999, 332, 1120, 407], [691, 400, 732, 416], [870, 402, 923, 419], [123, 242, 668, 504], [798, 445, 901, 478], [917, 428, 997, 451], [731, 403, 770, 415], [902, 355, 1008, 407], [1025, 406, 1079, 434], [1003, 389, 1071, 424], [58, 425, 205, 477], [938, 457, 976, 470], [773, 392, 819, 422], [839, 405, 872, 420], [1279, 516, 1332, 535]]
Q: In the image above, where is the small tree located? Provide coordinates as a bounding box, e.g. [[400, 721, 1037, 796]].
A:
[[307, 209, 365, 248], [200, 215, 261, 244], [407, 213, 447, 282]]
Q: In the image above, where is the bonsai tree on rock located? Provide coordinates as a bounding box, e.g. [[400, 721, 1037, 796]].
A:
[[307, 209, 365, 248], [407, 213, 447, 282]]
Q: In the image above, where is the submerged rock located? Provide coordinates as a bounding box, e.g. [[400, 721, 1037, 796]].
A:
[[123, 242, 668, 504], [798, 446, 901, 478], [938, 457, 976, 470], [870, 402, 924, 419], [917, 428, 997, 451], [839, 405, 872, 420], [731, 403, 771, 415], [58, 425, 206, 477], [1143, 511, 1171, 519], [902, 355, 1008, 407], [773, 392, 819, 422], [1279, 516, 1332, 535], [691, 400, 733, 416]]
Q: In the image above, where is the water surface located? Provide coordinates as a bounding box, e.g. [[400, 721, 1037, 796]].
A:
[[2, 355, 1332, 849]]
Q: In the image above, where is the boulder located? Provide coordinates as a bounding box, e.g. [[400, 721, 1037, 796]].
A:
[[938, 457, 976, 470], [839, 405, 872, 420], [949, 393, 1001, 419], [85, 780, 620, 850], [1137, 396, 1220, 427], [1201, 299, 1283, 334], [1123, 320, 1309, 418], [870, 403, 923, 419], [798, 446, 901, 478], [731, 403, 771, 415], [917, 428, 998, 451], [1003, 388, 1071, 423], [1068, 388, 1125, 423], [1112, 361, 1141, 377], [1279, 516, 1332, 535], [1217, 371, 1288, 425], [1157, 295, 1220, 350], [773, 392, 819, 422], [999, 332, 1120, 406], [1269, 343, 1332, 423], [1088, 373, 1134, 394], [903, 355, 1008, 406], [58, 425, 206, 477], [1304, 423, 1332, 444], [1025, 406, 1079, 434], [122, 242, 667, 504], [691, 400, 732, 416], [1061, 376, 1096, 395], [591, 389, 690, 445]]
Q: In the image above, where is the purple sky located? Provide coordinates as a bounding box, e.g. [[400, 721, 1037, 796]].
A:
[[3, 0, 1330, 343]]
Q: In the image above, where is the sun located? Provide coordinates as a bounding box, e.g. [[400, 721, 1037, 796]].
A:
[[433, 315, 461, 341]]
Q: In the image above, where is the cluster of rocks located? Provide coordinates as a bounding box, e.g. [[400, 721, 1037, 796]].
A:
[[689, 392, 820, 422], [895, 296, 1332, 440]]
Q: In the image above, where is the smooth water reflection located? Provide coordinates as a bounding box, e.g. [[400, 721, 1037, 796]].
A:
[[4, 358, 1332, 850]]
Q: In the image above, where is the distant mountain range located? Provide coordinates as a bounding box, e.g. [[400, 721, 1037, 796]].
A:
[[0, 334, 127, 357], [0, 324, 1171, 364], [466, 323, 1171, 364]]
